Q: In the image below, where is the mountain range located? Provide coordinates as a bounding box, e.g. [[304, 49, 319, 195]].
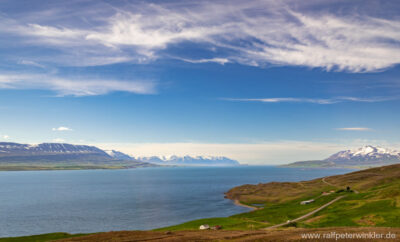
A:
[[137, 155, 240, 166], [0, 142, 240, 169], [284, 145, 400, 168], [0, 142, 155, 170]]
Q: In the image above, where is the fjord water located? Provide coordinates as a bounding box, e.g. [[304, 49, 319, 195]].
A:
[[0, 166, 352, 237]]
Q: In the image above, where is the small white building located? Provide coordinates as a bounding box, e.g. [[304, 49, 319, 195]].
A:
[[300, 199, 315, 205], [199, 224, 210, 230]]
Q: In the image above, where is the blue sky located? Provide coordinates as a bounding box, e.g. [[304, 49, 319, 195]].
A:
[[0, 0, 399, 164]]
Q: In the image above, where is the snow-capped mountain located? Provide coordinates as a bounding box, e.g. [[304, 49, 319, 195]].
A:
[[285, 145, 400, 168], [105, 150, 135, 160], [325, 145, 400, 165], [137, 155, 240, 166], [0, 142, 141, 164]]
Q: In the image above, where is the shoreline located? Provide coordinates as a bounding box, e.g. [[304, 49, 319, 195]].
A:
[[233, 199, 260, 210]]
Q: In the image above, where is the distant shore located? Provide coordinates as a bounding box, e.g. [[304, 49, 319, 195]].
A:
[[0, 164, 158, 171]]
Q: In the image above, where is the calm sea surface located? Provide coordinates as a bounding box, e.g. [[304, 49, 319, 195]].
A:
[[0, 166, 353, 237]]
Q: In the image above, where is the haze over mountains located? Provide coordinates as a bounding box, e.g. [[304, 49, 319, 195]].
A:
[[285, 145, 400, 168]]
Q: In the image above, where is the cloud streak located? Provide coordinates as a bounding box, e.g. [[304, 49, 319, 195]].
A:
[[179, 58, 230, 65], [336, 127, 372, 131], [222, 96, 397, 104], [0, 73, 156, 96]]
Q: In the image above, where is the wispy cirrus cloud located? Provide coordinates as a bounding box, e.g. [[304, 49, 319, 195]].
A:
[[52, 127, 72, 132], [336, 127, 372, 131], [222, 96, 397, 104], [0, 0, 399, 72], [0, 73, 156, 96]]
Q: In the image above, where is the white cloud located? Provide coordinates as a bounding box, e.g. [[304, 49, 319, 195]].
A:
[[53, 138, 65, 142], [0, 74, 156, 96], [2, 135, 9, 139], [1, 1, 400, 72], [52, 127, 72, 131], [336, 127, 372, 131], [223, 97, 396, 104]]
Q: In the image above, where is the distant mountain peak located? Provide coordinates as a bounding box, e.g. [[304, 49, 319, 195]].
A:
[[353, 145, 395, 155]]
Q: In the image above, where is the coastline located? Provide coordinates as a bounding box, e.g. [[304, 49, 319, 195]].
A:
[[233, 199, 260, 210]]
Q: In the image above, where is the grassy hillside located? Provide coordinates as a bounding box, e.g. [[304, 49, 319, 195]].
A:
[[159, 164, 400, 230]]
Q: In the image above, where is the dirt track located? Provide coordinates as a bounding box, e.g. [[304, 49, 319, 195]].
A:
[[267, 195, 346, 229], [58, 227, 400, 241]]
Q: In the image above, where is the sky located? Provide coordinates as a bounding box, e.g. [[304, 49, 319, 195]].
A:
[[0, 0, 400, 164]]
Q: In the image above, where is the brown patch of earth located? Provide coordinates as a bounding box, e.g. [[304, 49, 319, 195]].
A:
[[356, 215, 385, 226], [304, 215, 326, 224]]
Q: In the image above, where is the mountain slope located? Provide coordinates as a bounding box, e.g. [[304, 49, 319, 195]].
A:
[[284, 145, 400, 168], [105, 150, 135, 160], [0, 142, 108, 156]]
